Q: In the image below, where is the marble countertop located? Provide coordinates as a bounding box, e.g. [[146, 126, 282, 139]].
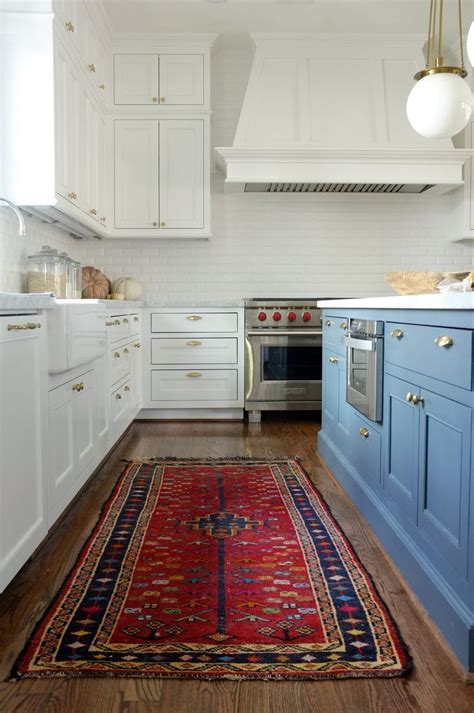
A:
[[0, 292, 56, 311], [317, 293, 474, 311], [143, 299, 245, 308]]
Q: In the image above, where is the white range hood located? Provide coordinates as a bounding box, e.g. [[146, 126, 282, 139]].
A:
[[216, 35, 470, 195]]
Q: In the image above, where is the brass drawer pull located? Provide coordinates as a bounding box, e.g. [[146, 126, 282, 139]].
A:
[[114, 352, 121, 358], [152, 96, 158, 103], [325, 320, 333, 327], [329, 356, 338, 364], [391, 328, 404, 339], [123, 318, 129, 324], [105, 320, 115, 327], [134, 316, 139, 322], [89, 208, 97, 215], [67, 191, 77, 200], [134, 342, 141, 348], [160, 96, 166, 103], [114, 319, 121, 326], [115, 393, 122, 400], [186, 340, 202, 347], [72, 382, 84, 392], [186, 371, 202, 378], [412, 394, 424, 406], [100, 216, 106, 223], [123, 348, 129, 354], [359, 427, 369, 438], [99, 84, 105, 90], [124, 385, 130, 392], [7, 322, 41, 331], [187, 315, 202, 321], [88, 63, 96, 73], [340, 322, 347, 330], [65, 20, 75, 31], [406, 392, 414, 403], [434, 335, 453, 348]]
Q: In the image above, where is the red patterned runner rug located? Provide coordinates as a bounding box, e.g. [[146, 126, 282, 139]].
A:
[[14, 458, 411, 680]]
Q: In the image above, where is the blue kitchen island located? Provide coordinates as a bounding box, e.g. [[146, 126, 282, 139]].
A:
[[317, 293, 474, 676]]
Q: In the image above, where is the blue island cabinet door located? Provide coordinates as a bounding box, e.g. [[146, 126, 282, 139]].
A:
[[417, 389, 472, 578], [322, 351, 350, 455], [384, 374, 420, 523]]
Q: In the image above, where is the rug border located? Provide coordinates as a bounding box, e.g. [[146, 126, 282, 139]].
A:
[[10, 456, 412, 681]]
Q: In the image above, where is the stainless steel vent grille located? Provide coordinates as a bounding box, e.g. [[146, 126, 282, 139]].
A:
[[244, 183, 434, 194]]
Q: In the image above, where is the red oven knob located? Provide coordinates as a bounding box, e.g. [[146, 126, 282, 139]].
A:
[[272, 311, 282, 321], [287, 311, 297, 322], [258, 312, 267, 321], [302, 311, 312, 322]]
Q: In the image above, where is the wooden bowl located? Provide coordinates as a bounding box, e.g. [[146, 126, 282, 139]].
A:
[[385, 271, 471, 295]]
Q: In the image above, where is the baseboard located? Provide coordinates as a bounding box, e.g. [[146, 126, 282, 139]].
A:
[[136, 408, 244, 421], [318, 430, 474, 675]]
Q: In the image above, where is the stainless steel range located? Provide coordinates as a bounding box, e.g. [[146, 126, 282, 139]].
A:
[[245, 299, 323, 421]]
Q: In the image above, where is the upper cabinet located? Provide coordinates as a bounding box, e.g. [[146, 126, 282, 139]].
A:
[[114, 54, 204, 106]]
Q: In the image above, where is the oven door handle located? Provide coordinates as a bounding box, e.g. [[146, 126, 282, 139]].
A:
[[342, 335, 376, 351], [246, 330, 323, 338]]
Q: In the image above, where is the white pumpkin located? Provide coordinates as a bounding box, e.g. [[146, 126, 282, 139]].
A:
[[111, 276, 143, 301]]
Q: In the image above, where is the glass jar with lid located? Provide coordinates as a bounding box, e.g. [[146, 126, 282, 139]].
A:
[[27, 245, 63, 296], [71, 259, 82, 299], [59, 252, 73, 298]]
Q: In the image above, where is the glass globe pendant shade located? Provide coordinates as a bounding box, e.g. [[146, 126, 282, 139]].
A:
[[468, 22, 474, 66], [406, 71, 472, 138]]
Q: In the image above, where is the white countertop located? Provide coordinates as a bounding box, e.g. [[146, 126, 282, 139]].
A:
[[144, 299, 245, 308], [317, 293, 474, 311], [0, 292, 56, 311]]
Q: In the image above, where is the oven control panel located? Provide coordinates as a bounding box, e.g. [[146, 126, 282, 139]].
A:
[[245, 300, 323, 330]]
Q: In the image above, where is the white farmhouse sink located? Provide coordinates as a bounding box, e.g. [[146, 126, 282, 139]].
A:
[[47, 300, 107, 374]]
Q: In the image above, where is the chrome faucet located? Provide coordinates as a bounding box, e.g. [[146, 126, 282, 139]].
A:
[[0, 197, 26, 235]]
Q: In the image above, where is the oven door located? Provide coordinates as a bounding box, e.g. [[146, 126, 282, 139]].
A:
[[245, 332, 323, 405], [344, 335, 383, 421]]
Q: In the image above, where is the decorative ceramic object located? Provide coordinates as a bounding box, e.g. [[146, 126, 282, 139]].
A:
[[81, 266, 110, 299], [111, 277, 143, 301]]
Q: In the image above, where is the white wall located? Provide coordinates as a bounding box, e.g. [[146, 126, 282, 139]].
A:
[[1, 43, 472, 299]]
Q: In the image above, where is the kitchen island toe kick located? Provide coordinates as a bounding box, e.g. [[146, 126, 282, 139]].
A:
[[318, 305, 474, 677]]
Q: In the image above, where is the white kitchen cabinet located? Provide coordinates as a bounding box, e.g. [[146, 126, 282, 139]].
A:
[[114, 54, 159, 105], [0, 317, 47, 593], [94, 353, 110, 458], [159, 120, 204, 229], [159, 55, 204, 105], [114, 53, 204, 106], [48, 369, 97, 520], [114, 120, 160, 229], [130, 339, 143, 410], [114, 119, 204, 231]]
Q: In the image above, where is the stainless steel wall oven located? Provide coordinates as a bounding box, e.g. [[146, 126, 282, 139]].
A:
[[343, 318, 384, 422]]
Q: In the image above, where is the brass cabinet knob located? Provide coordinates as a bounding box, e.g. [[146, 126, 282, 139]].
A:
[[105, 320, 115, 327], [186, 371, 202, 378], [152, 221, 158, 227], [89, 208, 97, 215], [406, 392, 414, 403], [88, 63, 96, 72], [114, 319, 121, 326], [123, 348, 129, 354], [186, 340, 202, 347], [67, 191, 77, 200], [134, 342, 141, 348], [7, 322, 41, 331], [152, 97, 158, 103], [160, 96, 166, 103], [72, 382, 84, 392], [100, 217, 106, 223], [124, 385, 130, 392], [391, 328, 404, 339], [186, 315, 202, 321], [329, 356, 338, 364], [123, 318, 129, 323], [134, 316, 139, 322], [116, 393, 122, 400], [359, 427, 369, 438], [434, 335, 453, 348], [114, 352, 120, 358], [325, 320, 333, 327], [65, 20, 75, 32], [99, 84, 105, 90], [412, 394, 424, 405], [340, 322, 347, 330], [160, 221, 166, 227]]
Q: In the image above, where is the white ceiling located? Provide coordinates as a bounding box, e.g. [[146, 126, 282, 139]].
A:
[[100, 0, 444, 35]]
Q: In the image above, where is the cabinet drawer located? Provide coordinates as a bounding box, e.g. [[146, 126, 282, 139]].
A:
[[110, 344, 131, 385], [111, 380, 131, 433], [151, 338, 237, 365], [323, 316, 348, 351], [151, 369, 238, 402], [386, 322, 473, 389], [151, 312, 238, 334], [130, 312, 141, 336], [351, 413, 382, 488], [107, 314, 131, 343]]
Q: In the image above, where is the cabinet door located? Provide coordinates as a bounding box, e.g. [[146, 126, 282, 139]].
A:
[[159, 54, 204, 105], [94, 354, 110, 456], [322, 352, 350, 453], [114, 54, 159, 105], [54, 35, 80, 206], [48, 380, 75, 519], [418, 389, 471, 577], [114, 120, 159, 229], [75, 370, 96, 481], [83, 93, 99, 220], [97, 111, 107, 226], [130, 340, 142, 410], [384, 374, 419, 522], [159, 120, 204, 229], [0, 329, 46, 592]]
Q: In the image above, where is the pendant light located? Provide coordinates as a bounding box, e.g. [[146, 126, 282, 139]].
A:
[[406, 0, 472, 139]]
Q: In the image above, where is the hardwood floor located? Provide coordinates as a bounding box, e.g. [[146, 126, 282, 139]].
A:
[[1, 415, 473, 713]]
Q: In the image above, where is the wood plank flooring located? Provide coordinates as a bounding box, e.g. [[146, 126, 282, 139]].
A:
[[1, 415, 473, 713]]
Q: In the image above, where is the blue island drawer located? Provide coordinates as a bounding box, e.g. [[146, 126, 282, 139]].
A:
[[351, 413, 382, 489], [385, 322, 473, 390], [323, 316, 348, 352]]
